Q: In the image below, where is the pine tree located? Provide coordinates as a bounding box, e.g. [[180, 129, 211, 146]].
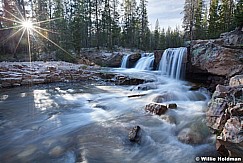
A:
[[153, 19, 160, 50], [159, 28, 166, 50], [183, 0, 196, 40], [202, 6, 208, 39], [208, 0, 220, 38], [194, 0, 206, 39], [122, 0, 138, 48], [101, 0, 111, 48], [219, 0, 235, 32], [110, 0, 121, 49], [137, 0, 149, 50], [234, 0, 243, 29]]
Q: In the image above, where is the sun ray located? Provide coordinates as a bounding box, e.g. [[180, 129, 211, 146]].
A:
[[3, 9, 23, 23], [33, 25, 59, 34], [0, 16, 22, 25], [0, 24, 23, 31], [32, 28, 74, 58], [32, 17, 62, 25], [0, 27, 24, 45], [14, 28, 26, 53], [1, 8, 74, 62], [14, 5, 25, 20], [27, 29, 32, 63]]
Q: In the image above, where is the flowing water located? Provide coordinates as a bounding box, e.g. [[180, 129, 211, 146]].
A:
[[0, 69, 218, 163], [0, 49, 218, 162], [134, 53, 154, 70], [120, 54, 131, 68], [159, 47, 187, 79]]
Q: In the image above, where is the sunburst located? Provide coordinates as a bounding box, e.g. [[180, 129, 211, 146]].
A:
[[0, 7, 72, 63]]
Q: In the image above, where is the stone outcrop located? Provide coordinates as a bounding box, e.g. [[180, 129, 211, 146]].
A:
[[189, 39, 243, 77], [206, 75, 243, 157], [0, 62, 150, 88], [128, 53, 141, 68], [154, 50, 163, 69], [80, 50, 142, 68], [220, 29, 243, 47], [80, 50, 123, 67], [187, 29, 243, 91]]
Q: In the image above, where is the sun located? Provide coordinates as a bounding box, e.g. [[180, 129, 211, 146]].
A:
[[21, 20, 33, 29]]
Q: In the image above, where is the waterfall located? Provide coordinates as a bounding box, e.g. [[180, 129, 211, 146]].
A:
[[159, 47, 187, 79], [120, 54, 131, 68], [134, 53, 154, 70]]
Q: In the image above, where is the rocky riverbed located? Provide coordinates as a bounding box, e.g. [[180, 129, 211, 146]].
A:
[[0, 61, 153, 88], [206, 75, 243, 157]]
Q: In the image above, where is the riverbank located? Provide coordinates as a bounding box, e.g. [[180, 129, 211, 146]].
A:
[[0, 61, 152, 88]]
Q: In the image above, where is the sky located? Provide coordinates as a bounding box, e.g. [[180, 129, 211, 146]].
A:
[[147, 0, 185, 30]]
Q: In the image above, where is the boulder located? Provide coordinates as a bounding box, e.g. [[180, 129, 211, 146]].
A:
[[206, 79, 243, 157], [177, 128, 203, 144], [154, 50, 163, 69], [136, 83, 157, 91], [160, 115, 176, 124], [187, 29, 243, 87], [152, 93, 175, 103], [189, 39, 243, 77], [167, 103, 177, 109], [216, 140, 229, 156], [220, 29, 243, 47], [113, 75, 145, 85], [145, 103, 167, 115], [81, 51, 123, 67], [128, 53, 141, 68], [129, 126, 141, 143], [229, 75, 243, 87]]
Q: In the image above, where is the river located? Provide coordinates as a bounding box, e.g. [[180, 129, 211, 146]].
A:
[[0, 67, 218, 163]]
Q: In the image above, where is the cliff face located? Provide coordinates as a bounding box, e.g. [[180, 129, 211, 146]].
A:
[[190, 31, 243, 77], [186, 29, 243, 91], [187, 29, 243, 77], [190, 40, 243, 77]]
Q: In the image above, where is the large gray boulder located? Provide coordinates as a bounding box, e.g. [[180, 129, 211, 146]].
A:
[[206, 77, 243, 157], [188, 29, 243, 78]]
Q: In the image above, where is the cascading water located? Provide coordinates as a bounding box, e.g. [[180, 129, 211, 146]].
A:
[[134, 53, 154, 70], [0, 52, 217, 163], [159, 47, 187, 79], [120, 54, 131, 68]]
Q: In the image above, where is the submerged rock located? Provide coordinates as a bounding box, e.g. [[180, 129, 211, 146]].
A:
[[129, 126, 141, 143], [167, 103, 177, 109], [160, 115, 176, 124], [177, 128, 203, 144], [17, 145, 37, 158], [152, 93, 174, 103], [113, 75, 146, 85], [136, 83, 157, 91], [49, 146, 65, 157], [145, 103, 167, 115]]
